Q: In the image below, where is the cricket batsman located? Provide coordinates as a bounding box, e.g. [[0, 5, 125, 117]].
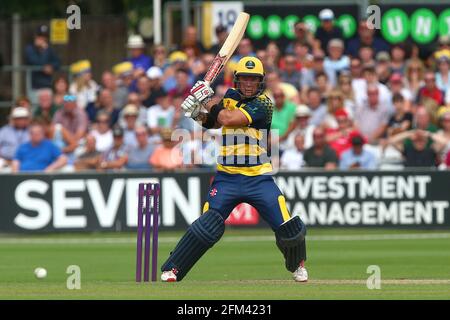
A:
[[160, 57, 308, 282]]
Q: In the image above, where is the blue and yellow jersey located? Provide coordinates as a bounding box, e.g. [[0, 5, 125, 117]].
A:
[[216, 88, 273, 176]]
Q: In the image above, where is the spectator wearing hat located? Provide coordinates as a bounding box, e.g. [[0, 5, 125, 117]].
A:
[[33, 88, 59, 123], [122, 92, 147, 126], [101, 71, 128, 110], [52, 94, 89, 141], [69, 60, 99, 109], [146, 66, 165, 94], [126, 126, 155, 170], [142, 68, 168, 109], [339, 133, 377, 170], [324, 38, 349, 84], [386, 94, 413, 138], [146, 93, 176, 136], [417, 70, 445, 106], [271, 86, 297, 137], [113, 61, 135, 91], [12, 122, 67, 173], [388, 73, 413, 110], [280, 54, 303, 90], [90, 112, 113, 153], [0, 107, 31, 166], [120, 104, 141, 148], [354, 84, 392, 144], [126, 35, 153, 79], [98, 126, 128, 171], [86, 88, 121, 126], [315, 9, 344, 55], [303, 127, 338, 170], [25, 25, 61, 103], [345, 19, 390, 58], [375, 51, 392, 85], [163, 53, 194, 92], [285, 22, 315, 55], [74, 134, 101, 171], [281, 104, 315, 152], [280, 134, 305, 171], [150, 128, 183, 171], [167, 51, 188, 66]]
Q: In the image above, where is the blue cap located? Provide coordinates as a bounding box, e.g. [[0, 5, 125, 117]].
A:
[[63, 94, 77, 102]]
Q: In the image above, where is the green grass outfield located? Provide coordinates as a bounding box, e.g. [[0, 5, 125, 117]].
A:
[[1, 228, 450, 300]]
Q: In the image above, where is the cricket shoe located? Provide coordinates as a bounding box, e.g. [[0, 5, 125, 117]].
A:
[[293, 262, 308, 282], [161, 269, 178, 282]]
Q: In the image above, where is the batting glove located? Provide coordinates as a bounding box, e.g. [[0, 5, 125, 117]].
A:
[[181, 95, 201, 118], [190, 80, 214, 104]]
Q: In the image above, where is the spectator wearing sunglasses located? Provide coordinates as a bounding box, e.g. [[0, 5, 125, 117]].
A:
[[52, 94, 88, 141], [417, 70, 445, 106], [271, 86, 297, 137]]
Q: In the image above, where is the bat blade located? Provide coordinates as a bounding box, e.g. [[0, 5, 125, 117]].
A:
[[204, 12, 250, 85]]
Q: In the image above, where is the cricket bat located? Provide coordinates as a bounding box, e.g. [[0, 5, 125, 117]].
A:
[[203, 12, 250, 85]]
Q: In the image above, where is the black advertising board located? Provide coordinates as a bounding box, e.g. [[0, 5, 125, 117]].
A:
[[0, 170, 449, 233]]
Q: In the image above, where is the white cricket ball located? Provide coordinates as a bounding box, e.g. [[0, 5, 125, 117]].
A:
[[34, 267, 47, 279]]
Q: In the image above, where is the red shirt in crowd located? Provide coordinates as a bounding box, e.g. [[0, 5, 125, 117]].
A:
[[168, 86, 191, 99], [446, 150, 450, 167], [326, 129, 364, 158], [417, 87, 445, 106]]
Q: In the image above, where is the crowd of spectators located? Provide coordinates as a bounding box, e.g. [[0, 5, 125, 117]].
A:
[[2, 8, 450, 173]]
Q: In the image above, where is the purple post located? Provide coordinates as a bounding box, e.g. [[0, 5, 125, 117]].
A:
[[151, 183, 160, 282], [136, 184, 144, 282], [143, 184, 152, 282]]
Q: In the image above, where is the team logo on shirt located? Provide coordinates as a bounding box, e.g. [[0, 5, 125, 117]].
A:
[[245, 60, 255, 69], [209, 188, 218, 197]]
